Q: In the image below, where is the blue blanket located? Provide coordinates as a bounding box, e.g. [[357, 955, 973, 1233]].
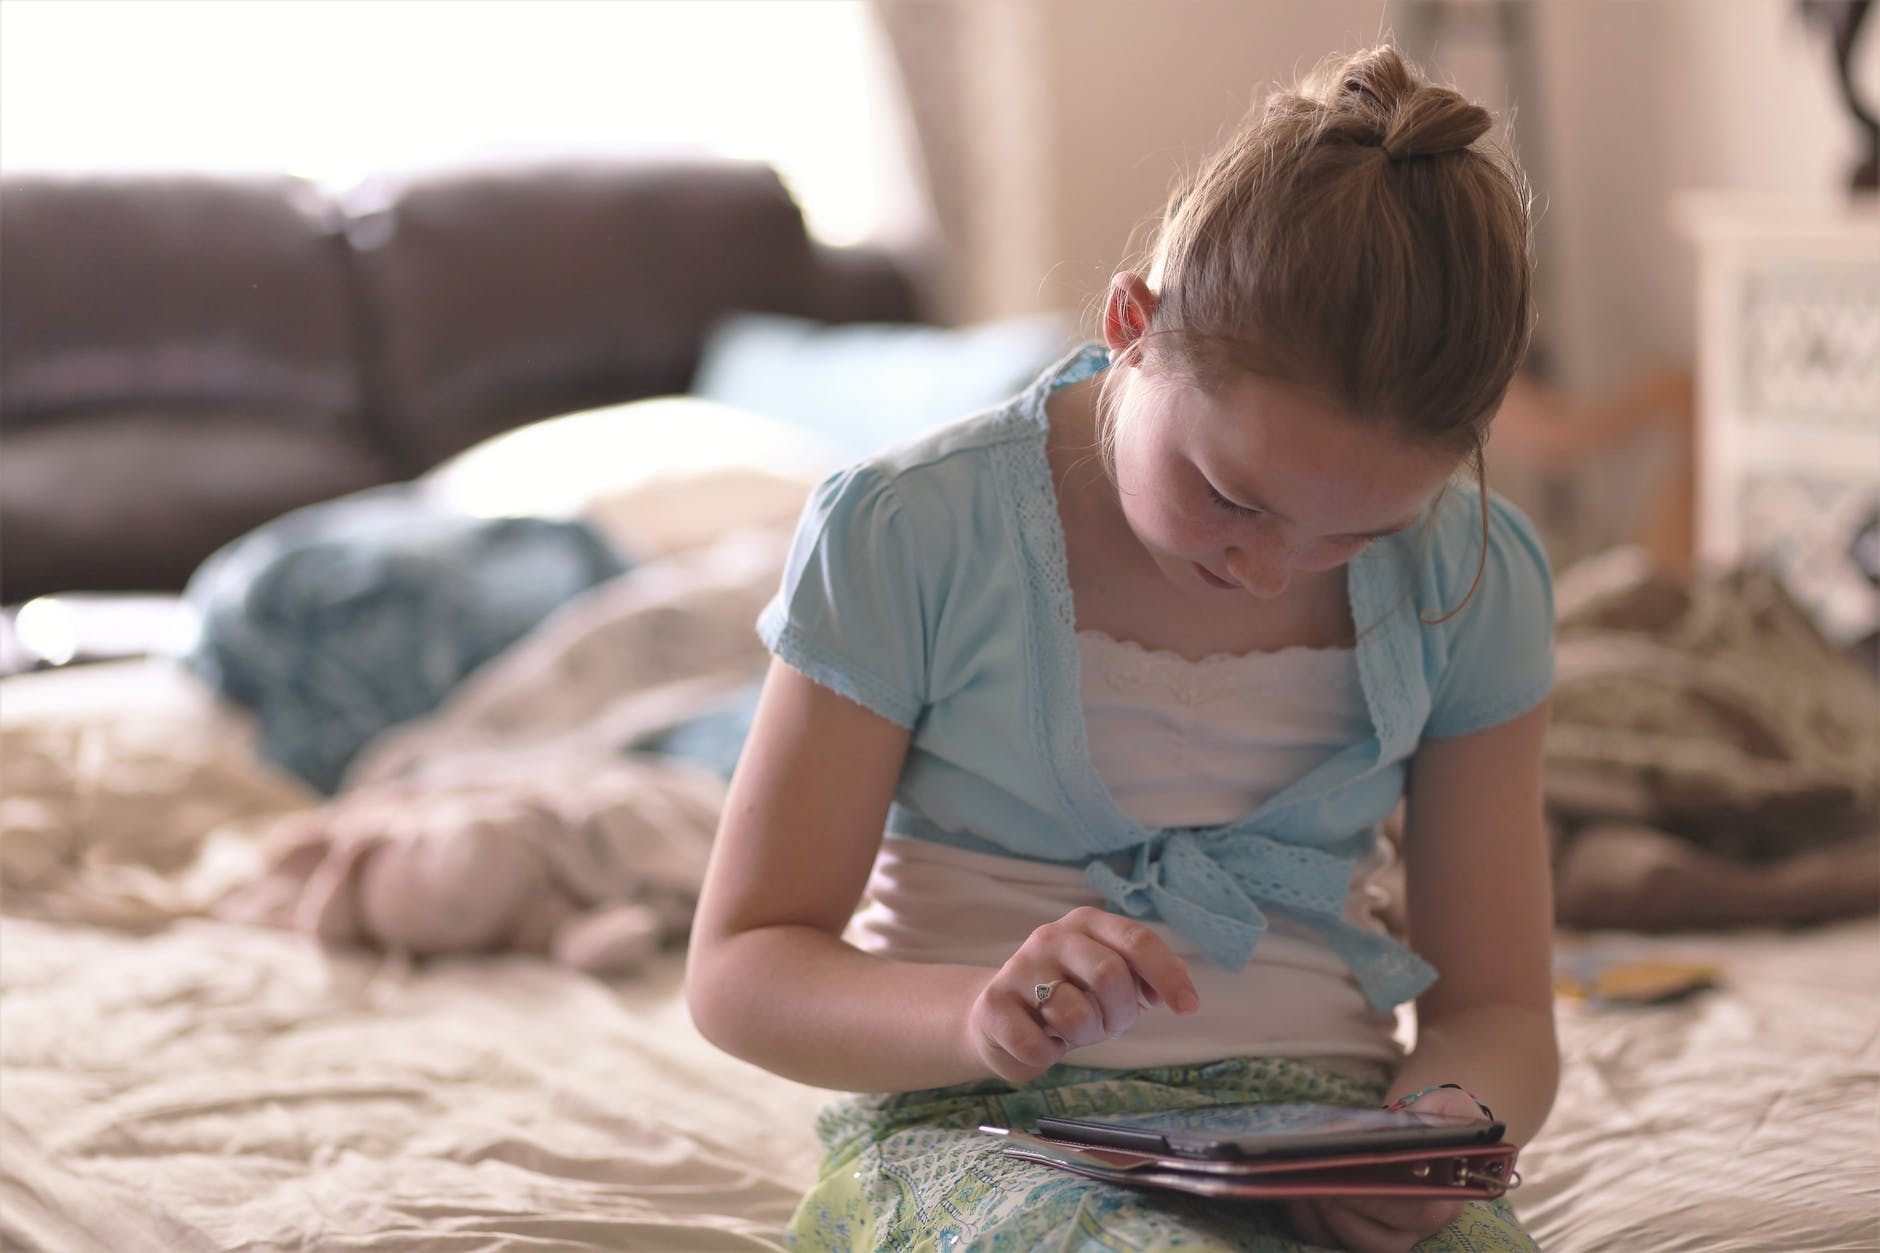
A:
[[183, 485, 627, 792]]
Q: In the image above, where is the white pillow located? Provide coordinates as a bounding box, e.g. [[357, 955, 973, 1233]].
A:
[[420, 395, 842, 524]]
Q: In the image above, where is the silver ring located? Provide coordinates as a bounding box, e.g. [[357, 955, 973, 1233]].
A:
[[1034, 979, 1065, 1005]]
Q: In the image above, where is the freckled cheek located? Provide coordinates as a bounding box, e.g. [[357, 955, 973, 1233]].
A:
[[1120, 494, 1214, 554], [1164, 505, 1232, 555]]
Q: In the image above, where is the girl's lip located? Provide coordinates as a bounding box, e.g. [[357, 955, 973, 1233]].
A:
[[1194, 563, 1237, 590]]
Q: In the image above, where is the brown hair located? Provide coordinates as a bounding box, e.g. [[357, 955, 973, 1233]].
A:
[[1106, 46, 1535, 619]]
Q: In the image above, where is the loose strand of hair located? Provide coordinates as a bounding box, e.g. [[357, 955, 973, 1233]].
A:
[[1419, 445, 1492, 626]]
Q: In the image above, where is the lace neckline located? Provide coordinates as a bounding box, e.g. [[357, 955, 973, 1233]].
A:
[[1077, 631, 1360, 702], [1076, 630, 1356, 668]]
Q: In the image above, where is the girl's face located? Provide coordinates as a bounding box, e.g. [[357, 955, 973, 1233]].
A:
[[1105, 366, 1461, 602]]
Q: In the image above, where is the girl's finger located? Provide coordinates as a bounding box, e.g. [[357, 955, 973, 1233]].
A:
[[1069, 908, 1200, 1015], [981, 1002, 1066, 1077], [1317, 1201, 1419, 1253], [1339, 1195, 1468, 1237], [1032, 981, 1105, 1049], [1400, 1085, 1488, 1123], [1283, 1199, 1338, 1248], [1044, 933, 1152, 1042]]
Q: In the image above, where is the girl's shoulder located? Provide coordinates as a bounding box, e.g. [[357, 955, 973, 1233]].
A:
[[808, 379, 1054, 542], [1410, 478, 1554, 610], [765, 384, 1062, 728], [835, 341, 1093, 496], [1394, 480, 1556, 738], [854, 402, 1035, 483]]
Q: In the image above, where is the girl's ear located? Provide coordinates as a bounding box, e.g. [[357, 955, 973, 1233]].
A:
[[1102, 272, 1158, 364]]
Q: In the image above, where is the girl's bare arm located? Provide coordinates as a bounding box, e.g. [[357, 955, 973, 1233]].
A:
[[1395, 698, 1559, 1147], [685, 658, 1198, 1091], [1283, 700, 1557, 1252]]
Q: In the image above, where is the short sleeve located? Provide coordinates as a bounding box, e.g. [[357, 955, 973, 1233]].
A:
[[756, 463, 929, 729], [1422, 489, 1556, 739]]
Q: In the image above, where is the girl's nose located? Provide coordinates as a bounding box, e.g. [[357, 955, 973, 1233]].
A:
[[1223, 542, 1291, 598]]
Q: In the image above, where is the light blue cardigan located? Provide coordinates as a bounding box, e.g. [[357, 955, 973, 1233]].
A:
[[759, 346, 1555, 1012]]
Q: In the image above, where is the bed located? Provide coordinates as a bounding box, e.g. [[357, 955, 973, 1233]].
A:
[[3, 880, 1875, 1250], [3, 449, 1877, 1253]]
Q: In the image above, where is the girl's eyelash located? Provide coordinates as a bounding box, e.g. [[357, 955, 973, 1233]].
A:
[[1201, 484, 1380, 545], [1207, 486, 1262, 517]]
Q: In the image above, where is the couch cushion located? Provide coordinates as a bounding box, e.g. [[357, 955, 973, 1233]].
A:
[[350, 160, 821, 473], [0, 173, 365, 433]]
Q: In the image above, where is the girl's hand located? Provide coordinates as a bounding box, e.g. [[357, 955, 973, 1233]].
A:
[[965, 906, 1199, 1083], [1282, 1085, 1491, 1253]]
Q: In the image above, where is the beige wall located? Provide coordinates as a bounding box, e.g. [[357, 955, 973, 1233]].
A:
[[1035, 2, 1410, 325], [1532, 0, 1858, 390], [883, 0, 1869, 394]]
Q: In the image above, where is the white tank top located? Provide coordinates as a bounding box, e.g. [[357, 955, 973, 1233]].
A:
[[844, 631, 1405, 1074]]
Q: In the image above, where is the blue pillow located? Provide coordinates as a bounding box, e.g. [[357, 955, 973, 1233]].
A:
[[691, 311, 1075, 455]]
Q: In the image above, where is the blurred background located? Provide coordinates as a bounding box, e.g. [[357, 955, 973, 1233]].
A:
[[2, 0, 1875, 664], [1, 13, 1875, 1242], [3, 0, 1862, 371]]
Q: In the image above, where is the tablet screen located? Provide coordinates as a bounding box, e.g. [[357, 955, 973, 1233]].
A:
[[1035, 1102, 1502, 1160]]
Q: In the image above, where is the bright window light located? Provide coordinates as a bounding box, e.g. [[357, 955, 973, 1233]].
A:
[[0, 0, 929, 247]]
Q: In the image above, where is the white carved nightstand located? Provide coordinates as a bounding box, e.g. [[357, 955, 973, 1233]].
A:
[[1680, 193, 1880, 645]]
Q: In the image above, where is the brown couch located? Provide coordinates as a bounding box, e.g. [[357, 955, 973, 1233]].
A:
[[0, 160, 922, 604]]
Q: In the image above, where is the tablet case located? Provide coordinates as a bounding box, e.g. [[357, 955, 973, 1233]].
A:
[[979, 1125, 1521, 1200]]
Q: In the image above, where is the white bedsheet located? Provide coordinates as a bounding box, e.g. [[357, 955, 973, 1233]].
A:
[[0, 917, 829, 1252], [1519, 921, 1880, 1253], [3, 911, 1876, 1252]]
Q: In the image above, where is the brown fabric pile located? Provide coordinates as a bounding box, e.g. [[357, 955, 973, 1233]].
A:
[[1544, 549, 1880, 930]]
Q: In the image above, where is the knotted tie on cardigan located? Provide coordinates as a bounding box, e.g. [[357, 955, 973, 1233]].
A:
[[1083, 827, 1438, 1013]]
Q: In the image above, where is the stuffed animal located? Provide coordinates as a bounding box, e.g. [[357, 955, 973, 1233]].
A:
[[213, 753, 725, 974]]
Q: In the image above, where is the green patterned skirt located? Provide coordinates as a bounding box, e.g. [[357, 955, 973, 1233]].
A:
[[786, 1055, 1537, 1252]]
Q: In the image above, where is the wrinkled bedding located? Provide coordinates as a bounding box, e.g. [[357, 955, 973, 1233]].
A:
[[0, 916, 829, 1252], [2, 911, 1874, 1252], [3, 488, 1877, 1250], [0, 522, 790, 976], [1520, 922, 1880, 1252]]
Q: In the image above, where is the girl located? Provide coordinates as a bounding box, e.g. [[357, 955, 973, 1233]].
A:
[[688, 45, 1556, 1253]]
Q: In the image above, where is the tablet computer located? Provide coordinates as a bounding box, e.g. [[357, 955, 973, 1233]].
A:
[[1033, 1102, 1505, 1162]]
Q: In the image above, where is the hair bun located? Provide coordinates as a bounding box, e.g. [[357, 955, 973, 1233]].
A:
[[1329, 46, 1492, 160], [1380, 86, 1492, 159]]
